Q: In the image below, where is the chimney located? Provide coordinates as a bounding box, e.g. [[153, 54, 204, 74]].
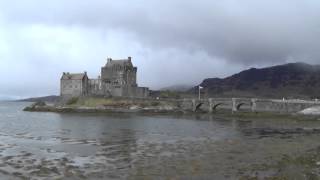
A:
[[107, 57, 112, 63], [128, 56, 132, 62], [84, 71, 87, 75]]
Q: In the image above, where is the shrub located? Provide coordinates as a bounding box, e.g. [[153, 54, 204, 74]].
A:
[[66, 97, 79, 105], [151, 101, 160, 106], [34, 101, 46, 107]]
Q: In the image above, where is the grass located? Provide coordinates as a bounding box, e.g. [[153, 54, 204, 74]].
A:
[[66, 97, 175, 108], [66, 97, 79, 105]]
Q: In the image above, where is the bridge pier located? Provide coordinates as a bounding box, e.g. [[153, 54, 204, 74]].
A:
[[209, 98, 213, 113], [192, 99, 196, 112], [284, 101, 288, 113], [232, 98, 237, 113], [251, 98, 257, 112]]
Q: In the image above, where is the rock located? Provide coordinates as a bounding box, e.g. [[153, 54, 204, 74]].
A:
[[129, 105, 141, 110], [23, 106, 34, 111], [23, 101, 47, 111], [160, 105, 175, 110], [33, 101, 46, 107], [298, 106, 320, 115]]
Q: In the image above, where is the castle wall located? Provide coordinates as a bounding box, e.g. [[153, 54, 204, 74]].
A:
[[101, 62, 137, 86], [136, 87, 149, 98], [110, 86, 124, 97], [88, 79, 105, 96], [101, 67, 113, 83], [130, 87, 149, 98], [61, 79, 84, 97], [117, 86, 149, 98], [125, 67, 137, 86]]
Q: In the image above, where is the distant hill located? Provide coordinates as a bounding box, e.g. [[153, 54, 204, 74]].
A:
[[17, 95, 60, 103], [160, 84, 193, 92], [192, 62, 320, 99]]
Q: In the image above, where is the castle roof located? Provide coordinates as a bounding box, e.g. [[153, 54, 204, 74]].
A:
[[105, 57, 133, 67], [61, 73, 87, 80]]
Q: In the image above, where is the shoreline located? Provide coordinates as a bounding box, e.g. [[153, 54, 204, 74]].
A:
[[23, 103, 186, 114], [23, 103, 320, 121], [21, 95, 320, 116]]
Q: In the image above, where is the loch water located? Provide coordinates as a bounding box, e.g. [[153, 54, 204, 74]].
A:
[[0, 101, 320, 179]]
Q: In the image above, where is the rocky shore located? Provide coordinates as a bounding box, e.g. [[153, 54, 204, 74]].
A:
[[23, 97, 320, 118], [23, 98, 185, 114], [298, 106, 320, 115], [24, 105, 185, 114]]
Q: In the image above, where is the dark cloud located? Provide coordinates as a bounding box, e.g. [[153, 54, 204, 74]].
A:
[[1, 0, 319, 64], [0, 0, 319, 98]]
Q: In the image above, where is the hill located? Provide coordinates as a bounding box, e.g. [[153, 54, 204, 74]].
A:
[[193, 62, 320, 98], [17, 95, 60, 103], [160, 84, 193, 92]]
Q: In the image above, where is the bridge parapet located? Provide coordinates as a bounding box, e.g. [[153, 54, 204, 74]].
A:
[[254, 99, 320, 113], [154, 97, 320, 114]]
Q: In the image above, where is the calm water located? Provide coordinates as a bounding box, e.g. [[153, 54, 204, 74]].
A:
[[0, 102, 320, 179]]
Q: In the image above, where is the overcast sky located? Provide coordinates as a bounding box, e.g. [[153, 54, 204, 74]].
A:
[[0, 0, 320, 99]]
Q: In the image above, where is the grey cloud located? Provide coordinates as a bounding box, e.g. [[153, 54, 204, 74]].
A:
[[1, 0, 319, 64]]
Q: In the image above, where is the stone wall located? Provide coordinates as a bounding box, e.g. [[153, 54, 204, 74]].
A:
[[61, 79, 85, 97], [126, 87, 149, 98], [255, 99, 319, 113], [181, 98, 320, 113], [88, 79, 105, 96], [101, 60, 137, 86], [86, 80, 149, 98]]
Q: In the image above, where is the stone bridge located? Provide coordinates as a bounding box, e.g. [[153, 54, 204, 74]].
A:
[[163, 98, 320, 114]]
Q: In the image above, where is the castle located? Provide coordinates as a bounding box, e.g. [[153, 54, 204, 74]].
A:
[[60, 57, 149, 98]]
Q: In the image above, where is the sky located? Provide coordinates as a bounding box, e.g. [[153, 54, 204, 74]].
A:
[[0, 0, 320, 99]]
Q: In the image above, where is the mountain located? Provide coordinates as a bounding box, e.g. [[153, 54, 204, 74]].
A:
[[17, 95, 60, 103], [193, 62, 320, 98]]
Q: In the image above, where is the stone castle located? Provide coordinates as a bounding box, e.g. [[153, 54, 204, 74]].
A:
[[60, 57, 149, 98]]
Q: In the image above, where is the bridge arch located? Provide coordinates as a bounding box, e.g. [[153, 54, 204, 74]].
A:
[[195, 103, 203, 112], [213, 103, 224, 110], [236, 103, 246, 111]]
